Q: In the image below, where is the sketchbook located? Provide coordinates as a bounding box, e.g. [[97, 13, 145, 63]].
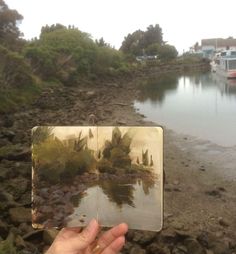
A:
[[32, 126, 163, 231]]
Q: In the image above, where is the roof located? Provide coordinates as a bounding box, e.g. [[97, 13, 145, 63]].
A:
[[201, 38, 236, 47]]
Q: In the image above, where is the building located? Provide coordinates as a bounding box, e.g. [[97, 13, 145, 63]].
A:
[[190, 38, 236, 59], [201, 38, 236, 58]]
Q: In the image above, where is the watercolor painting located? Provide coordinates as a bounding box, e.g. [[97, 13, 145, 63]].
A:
[[32, 126, 163, 231]]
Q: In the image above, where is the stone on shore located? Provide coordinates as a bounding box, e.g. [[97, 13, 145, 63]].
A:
[[9, 207, 31, 224], [43, 229, 59, 245]]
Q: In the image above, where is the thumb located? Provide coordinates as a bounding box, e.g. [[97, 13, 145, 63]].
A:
[[70, 219, 99, 250]]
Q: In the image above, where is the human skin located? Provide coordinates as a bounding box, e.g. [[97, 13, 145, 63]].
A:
[[46, 219, 128, 254]]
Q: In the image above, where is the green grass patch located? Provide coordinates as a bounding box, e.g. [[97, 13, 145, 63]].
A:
[[0, 83, 41, 113], [0, 144, 22, 158]]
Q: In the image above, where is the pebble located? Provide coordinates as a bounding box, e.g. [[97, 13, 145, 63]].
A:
[[43, 229, 59, 245], [218, 217, 229, 227]]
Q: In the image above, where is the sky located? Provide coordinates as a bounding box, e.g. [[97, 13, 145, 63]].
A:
[[6, 0, 236, 53]]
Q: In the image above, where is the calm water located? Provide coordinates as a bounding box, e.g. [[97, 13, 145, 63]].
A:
[[67, 178, 162, 231], [134, 72, 236, 147]]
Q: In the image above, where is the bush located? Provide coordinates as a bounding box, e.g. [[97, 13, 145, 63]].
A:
[[0, 45, 35, 89], [24, 26, 129, 83], [97, 159, 114, 173]]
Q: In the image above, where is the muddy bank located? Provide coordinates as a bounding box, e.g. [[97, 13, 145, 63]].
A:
[[0, 72, 236, 253]]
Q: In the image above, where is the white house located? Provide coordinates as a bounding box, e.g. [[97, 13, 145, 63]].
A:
[[201, 38, 236, 58]]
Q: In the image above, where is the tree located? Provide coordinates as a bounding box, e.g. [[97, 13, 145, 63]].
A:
[[194, 42, 199, 52], [146, 43, 161, 55], [120, 29, 144, 55], [0, 0, 23, 49], [158, 44, 178, 61], [120, 24, 163, 56], [141, 24, 163, 49], [40, 23, 66, 37], [95, 37, 109, 47]]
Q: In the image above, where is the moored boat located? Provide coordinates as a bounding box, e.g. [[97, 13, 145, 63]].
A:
[[211, 50, 236, 79]]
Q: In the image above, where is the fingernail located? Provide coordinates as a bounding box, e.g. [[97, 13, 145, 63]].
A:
[[87, 219, 97, 232]]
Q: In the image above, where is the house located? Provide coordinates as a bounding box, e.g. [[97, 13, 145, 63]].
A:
[[201, 38, 236, 58], [190, 38, 236, 59]]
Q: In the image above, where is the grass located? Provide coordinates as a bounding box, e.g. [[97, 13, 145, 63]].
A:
[[0, 78, 64, 113], [0, 144, 22, 158]]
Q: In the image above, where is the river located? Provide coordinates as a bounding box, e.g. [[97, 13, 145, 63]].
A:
[[134, 72, 236, 147]]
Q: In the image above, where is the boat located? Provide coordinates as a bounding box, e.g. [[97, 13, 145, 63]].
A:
[[211, 50, 236, 79]]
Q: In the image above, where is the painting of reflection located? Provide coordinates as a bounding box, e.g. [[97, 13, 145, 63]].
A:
[[32, 126, 163, 231]]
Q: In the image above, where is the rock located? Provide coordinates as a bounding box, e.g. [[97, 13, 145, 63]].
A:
[[86, 91, 96, 99], [11, 147, 31, 161], [18, 192, 32, 206], [184, 237, 206, 254], [116, 120, 127, 125], [0, 167, 11, 181], [211, 241, 231, 254], [0, 191, 19, 209], [18, 223, 33, 235], [173, 187, 181, 192], [172, 245, 188, 254], [132, 231, 156, 246], [205, 190, 221, 198], [6, 177, 29, 200], [122, 241, 133, 254], [173, 180, 180, 185], [164, 213, 174, 219], [9, 207, 31, 224], [218, 217, 229, 227], [15, 234, 26, 248], [0, 138, 11, 146], [0, 219, 8, 238], [43, 229, 59, 245], [215, 231, 224, 238], [160, 228, 177, 243], [197, 231, 218, 248], [175, 230, 191, 238], [0, 232, 16, 253], [126, 229, 135, 241], [147, 243, 171, 254], [22, 230, 44, 241], [130, 245, 146, 254], [172, 221, 185, 230], [217, 187, 226, 192], [1, 130, 16, 141], [199, 166, 206, 171], [39, 205, 54, 215], [0, 146, 31, 161]]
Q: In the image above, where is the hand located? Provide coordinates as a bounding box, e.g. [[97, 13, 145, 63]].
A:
[[46, 219, 128, 254]]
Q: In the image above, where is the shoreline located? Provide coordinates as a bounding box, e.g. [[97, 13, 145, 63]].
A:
[[92, 76, 236, 241], [1, 71, 236, 252]]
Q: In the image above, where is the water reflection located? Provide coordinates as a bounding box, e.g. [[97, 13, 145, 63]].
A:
[[99, 180, 136, 208], [135, 72, 236, 146], [70, 176, 156, 210], [137, 72, 236, 104], [67, 178, 162, 231], [212, 74, 236, 96], [137, 73, 178, 104]]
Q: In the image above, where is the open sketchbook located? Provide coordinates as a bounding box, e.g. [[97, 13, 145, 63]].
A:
[[32, 126, 163, 231]]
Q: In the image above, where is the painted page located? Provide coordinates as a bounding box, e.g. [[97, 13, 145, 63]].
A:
[[32, 126, 163, 231]]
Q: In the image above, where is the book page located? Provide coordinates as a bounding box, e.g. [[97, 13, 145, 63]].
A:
[[97, 126, 163, 231], [32, 126, 163, 231]]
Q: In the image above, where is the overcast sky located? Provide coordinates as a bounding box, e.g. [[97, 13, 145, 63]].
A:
[[6, 0, 236, 53]]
